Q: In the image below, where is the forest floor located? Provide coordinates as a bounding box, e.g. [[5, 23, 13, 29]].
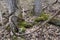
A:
[[0, 0, 60, 40]]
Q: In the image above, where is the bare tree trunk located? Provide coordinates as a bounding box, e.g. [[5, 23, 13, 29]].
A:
[[34, 0, 42, 16]]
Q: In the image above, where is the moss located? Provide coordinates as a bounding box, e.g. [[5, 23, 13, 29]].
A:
[[18, 21, 33, 28], [24, 23, 33, 28], [20, 27, 26, 32], [18, 20, 33, 32], [35, 12, 50, 22]]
